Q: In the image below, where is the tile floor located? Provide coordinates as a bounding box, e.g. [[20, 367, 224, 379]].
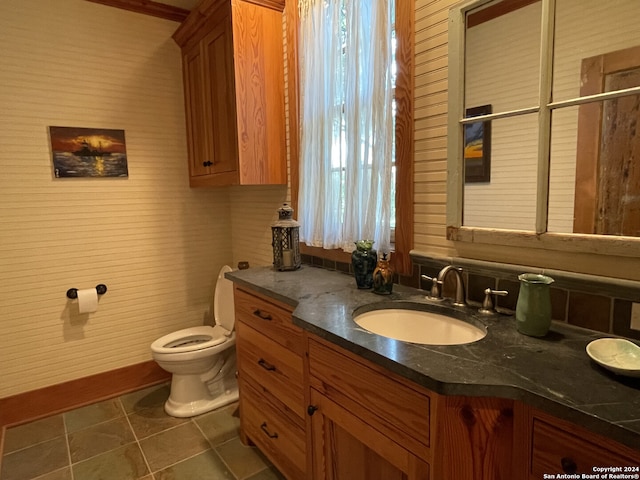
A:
[[0, 383, 284, 480]]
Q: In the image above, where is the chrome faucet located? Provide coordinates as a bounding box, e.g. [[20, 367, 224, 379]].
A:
[[422, 265, 467, 306]]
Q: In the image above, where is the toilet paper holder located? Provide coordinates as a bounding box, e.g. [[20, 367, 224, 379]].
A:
[[66, 284, 108, 300]]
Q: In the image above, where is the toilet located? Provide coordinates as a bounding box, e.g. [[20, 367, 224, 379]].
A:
[[151, 265, 238, 417]]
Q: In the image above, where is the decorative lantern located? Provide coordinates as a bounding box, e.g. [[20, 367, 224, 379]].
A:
[[271, 203, 301, 271]]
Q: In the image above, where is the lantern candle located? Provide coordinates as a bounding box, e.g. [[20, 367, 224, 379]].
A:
[[271, 204, 301, 271]]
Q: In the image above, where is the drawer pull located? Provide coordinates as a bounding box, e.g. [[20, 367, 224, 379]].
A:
[[561, 457, 577, 474], [258, 358, 276, 371], [260, 422, 279, 439], [253, 309, 273, 321]]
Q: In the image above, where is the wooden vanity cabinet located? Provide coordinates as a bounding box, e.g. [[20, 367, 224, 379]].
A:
[[232, 286, 639, 480], [307, 337, 432, 479], [517, 406, 640, 479], [173, 0, 286, 187], [234, 286, 306, 480]]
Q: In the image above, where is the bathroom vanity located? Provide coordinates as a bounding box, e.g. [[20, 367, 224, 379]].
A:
[[229, 267, 640, 480]]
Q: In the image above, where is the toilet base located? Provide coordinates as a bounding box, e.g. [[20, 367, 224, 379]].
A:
[[164, 383, 239, 418], [163, 351, 239, 418]]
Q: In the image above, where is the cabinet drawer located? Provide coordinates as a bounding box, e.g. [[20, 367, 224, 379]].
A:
[[237, 321, 304, 420], [234, 287, 303, 354], [531, 419, 638, 477], [240, 379, 306, 480], [308, 338, 431, 458]]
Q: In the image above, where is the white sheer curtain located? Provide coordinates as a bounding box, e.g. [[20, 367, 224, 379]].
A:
[[297, 0, 394, 253]]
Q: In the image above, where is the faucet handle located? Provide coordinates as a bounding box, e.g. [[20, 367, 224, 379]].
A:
[[421, 274, 443, 301], [479, 288, 508, 315]]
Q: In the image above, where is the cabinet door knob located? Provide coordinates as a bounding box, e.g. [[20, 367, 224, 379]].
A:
[[560, 457, 577, 474], [307, 405, 318, 416], [202, 160, 213, 167]]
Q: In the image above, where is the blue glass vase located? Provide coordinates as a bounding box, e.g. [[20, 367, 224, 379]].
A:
[[352, 240, 377, 289]]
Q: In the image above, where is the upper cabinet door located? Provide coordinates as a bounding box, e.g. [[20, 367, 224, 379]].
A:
[[183, 42, 210, 178], [174, 0, 287, 187], [231, 0, 286, 185], [202, 14, 239, 176]]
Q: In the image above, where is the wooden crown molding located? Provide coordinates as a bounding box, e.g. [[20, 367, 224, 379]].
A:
[[85, 0, 190, 23]]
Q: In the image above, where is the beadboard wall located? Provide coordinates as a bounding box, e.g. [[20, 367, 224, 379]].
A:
[[413, 0, 640, 281], [0, 0, 234, 398]]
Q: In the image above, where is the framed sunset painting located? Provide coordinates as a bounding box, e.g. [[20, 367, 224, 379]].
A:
[[464, 105, 491, 183], [49, 126, 128, 178]]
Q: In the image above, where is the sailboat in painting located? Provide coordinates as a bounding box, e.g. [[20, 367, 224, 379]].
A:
[[50, 126, 128, 178]]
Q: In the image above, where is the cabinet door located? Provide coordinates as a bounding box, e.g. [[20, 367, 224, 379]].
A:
[[231, 0, 286, 184], [201, 14, 238, 176], [530, 418, 639, 479], [183, 41, 210, 178], [309, 388, 430, 480]]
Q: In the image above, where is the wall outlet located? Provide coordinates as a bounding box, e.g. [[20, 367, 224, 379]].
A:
[[631, 303, 640, 331]]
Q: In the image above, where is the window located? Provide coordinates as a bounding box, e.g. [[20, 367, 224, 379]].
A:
[[286, 0, 413, 274]]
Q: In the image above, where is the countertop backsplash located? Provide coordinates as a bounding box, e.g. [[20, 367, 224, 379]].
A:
[[301, 251, 640, 341]]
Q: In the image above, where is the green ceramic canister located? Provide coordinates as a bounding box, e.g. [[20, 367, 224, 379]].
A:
[[515, 273, 554, 337]]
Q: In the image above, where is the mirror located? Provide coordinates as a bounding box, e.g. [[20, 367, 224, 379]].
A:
[[450, 0, 640, 239]]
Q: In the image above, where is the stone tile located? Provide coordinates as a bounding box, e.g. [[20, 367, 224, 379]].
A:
[[68, 416, 135, 463], [497, 278, 520, 311], [139, 422, 211, 472], [613, 299, 640, 341], [120, 383, 171, 414], [64, 398, 124, 433], [467, 273, 496, 304], [34, 467, 73, 480], [72, 443, 149, 480], [127, 403, 188, 440], [155, 450, 234, 480], [247, 467, 287, 480], [0, 436, 68, 480], [215, 437, 271, 480], [3, 414, 65, 453], [193, 403, 240, 447], [550, 288, 568, 321], [567, 291, 611, 333]]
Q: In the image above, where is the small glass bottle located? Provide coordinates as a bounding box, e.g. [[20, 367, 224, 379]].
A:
[[373, 253, 394, 295]]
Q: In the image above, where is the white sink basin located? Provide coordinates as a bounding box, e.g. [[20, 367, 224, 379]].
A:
[[354, 308, 486, 345]]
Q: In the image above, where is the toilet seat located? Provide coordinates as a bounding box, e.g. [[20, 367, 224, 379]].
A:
[[151, 264, 236, 356], [151, 325, 231, 355]]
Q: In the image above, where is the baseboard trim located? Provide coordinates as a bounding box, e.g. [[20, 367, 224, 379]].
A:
[[0, 361, 170, 428]]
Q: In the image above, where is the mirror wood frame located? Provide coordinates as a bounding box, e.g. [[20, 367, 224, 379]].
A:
[[446, 0, 640, 259]]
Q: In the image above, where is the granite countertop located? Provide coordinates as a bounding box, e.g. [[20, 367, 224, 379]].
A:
[[227, 266, 640, 450]]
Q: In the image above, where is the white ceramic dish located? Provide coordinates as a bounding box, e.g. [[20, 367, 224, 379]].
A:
[[586, 338, 640, 377]]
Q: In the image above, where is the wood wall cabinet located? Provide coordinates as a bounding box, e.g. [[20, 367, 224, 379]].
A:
[[233, 286, 306, 480], [173, 0, 286, 187]]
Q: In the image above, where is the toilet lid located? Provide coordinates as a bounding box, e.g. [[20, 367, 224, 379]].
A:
[[214, 265, 234, 332], [151, 325, 228, 354]]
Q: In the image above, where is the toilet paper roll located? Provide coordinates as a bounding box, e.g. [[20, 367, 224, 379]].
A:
[[76, 288, 98, 314]]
